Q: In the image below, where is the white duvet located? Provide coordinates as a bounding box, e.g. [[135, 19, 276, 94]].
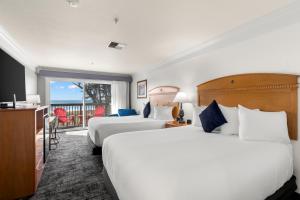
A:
[[103, 126, 293, 200], [88, 115, 166, 146]]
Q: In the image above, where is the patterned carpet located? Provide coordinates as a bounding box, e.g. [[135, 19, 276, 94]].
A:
[[27, 130, 300, 200], [29, 130, 112, 200]]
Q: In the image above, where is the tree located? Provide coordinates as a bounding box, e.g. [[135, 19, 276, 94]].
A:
[[72, 82, 111, 105]]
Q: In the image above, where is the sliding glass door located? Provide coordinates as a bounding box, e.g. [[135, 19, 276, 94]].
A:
[[84, 83, 112, 126], [50, 81, 84, 128], [50, 80, 112, 128]]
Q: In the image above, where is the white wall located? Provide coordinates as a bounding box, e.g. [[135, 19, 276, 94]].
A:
[[131, 8, 300, 192], [25, 66, 37, 95]]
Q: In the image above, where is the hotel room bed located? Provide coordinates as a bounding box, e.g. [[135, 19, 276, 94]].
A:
[[88, 115, 166, 147], [102, 74, 299, 200], [102, 126, 294, 200], [87, 86, 180, 149]]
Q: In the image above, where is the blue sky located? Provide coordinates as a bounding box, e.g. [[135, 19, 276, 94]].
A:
[[50, 81, 82, 100]]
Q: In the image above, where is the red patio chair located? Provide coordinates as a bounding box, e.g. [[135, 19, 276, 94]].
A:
[[77, 106, 106, 126], [94, 106, 105, 117], [54, 108, 75, 127]]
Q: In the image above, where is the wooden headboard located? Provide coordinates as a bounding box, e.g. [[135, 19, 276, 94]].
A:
[[197, 73, 298, 140], [149, 86, 180, 119]]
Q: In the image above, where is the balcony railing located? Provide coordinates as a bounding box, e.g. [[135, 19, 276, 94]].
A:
[[50, 103, 111, 128]]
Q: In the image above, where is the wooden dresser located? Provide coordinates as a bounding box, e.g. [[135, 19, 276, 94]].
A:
[[0, 106, 48, 200]]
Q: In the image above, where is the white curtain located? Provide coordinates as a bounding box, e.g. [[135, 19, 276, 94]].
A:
[[111, 81, 129, 114]]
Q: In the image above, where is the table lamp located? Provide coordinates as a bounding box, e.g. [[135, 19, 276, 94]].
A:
[[27, 94, 41, 105], [173, 92, 190, 123]]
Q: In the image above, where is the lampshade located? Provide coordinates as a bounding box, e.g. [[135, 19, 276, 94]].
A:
[[27, 94, 41, 104], [173, 92, 190, 103], [67, 0, 79, 8]]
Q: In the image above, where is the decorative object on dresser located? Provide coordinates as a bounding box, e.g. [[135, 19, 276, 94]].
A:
[[137, 79, 147, 98], [165, 120, 189, 128], [0, 103, 8, 108], [0, 106, 49, 200], [26, 94, 41, 105], [0, 93, 17, 109], [173, 91, 190, 123]]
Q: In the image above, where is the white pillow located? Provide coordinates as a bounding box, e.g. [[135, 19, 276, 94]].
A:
[[238, 105, 290, 144], [219, 104, 259, 135], [153, 106, 174, 121], [192, 106, 206, 127], [219, 104, 239, 135]]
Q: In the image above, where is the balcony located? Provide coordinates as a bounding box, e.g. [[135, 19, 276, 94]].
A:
[[50, 103, 111, 128]]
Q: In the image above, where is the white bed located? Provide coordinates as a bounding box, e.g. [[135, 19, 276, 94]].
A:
[[88, 85, 180, 147], [88, 115, 166, 147], [102, 126, 293, 200]]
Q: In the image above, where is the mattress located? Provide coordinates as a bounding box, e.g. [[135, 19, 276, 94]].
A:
[[102, 126, 293, 200], [88, 115, 166, 146]]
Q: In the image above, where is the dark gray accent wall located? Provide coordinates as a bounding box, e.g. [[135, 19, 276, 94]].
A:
[[36, 67, 132, 82]]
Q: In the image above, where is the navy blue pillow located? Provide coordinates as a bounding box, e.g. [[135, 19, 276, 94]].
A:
[[118, 109, 138, 116], [199, 100, 227, 133], [143, 102, 151, 118]]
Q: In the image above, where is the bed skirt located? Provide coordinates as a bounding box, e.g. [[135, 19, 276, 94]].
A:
[[103, 167, 120, 200], [87, 132, 102, 155], [102, 167, 296, 200]]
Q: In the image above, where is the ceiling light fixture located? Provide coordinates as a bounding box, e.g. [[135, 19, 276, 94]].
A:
[[67, 0, 79, 8], [108, 41, 127, 50], [114, 17, 119, 24]]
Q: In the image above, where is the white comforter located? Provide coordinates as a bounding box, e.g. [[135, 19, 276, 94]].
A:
[[88, 115, 166, 146], [103, 126, 293, 200]]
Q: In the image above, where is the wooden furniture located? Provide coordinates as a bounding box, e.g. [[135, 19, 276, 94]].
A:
[[197, 73, 298, 140], [0, 106, 49, 200], [148, 86, 180, 119], [165, 121, 189, 128], [49, 116, 59, 150]]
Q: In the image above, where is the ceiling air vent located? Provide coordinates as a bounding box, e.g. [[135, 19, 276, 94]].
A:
[[108, 42, 127, 50]]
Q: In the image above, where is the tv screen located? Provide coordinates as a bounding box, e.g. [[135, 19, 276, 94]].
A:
[[0, 48, 26, 102]]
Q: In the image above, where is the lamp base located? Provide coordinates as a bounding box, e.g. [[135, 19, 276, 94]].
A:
[[178, 108, 185, 123]]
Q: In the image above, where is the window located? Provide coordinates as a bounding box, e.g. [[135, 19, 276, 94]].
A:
[[50, 81, 112, 128]]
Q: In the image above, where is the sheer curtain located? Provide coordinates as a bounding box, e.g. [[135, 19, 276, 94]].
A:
[[111, 81, 129, 114]]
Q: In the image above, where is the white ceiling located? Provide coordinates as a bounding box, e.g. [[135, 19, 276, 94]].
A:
[[0, 0, 293, 74]]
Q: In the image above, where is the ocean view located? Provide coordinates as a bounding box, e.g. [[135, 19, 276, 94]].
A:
[[51, 100, 93, 104], [50, 82, 110, 113], [51, 100, 94, 112]]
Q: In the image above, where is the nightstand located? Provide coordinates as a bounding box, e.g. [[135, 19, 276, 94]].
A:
[[165, 121, 189, 128]]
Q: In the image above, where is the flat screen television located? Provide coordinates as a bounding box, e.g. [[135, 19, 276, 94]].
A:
[[0, 48, 26, 102]]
